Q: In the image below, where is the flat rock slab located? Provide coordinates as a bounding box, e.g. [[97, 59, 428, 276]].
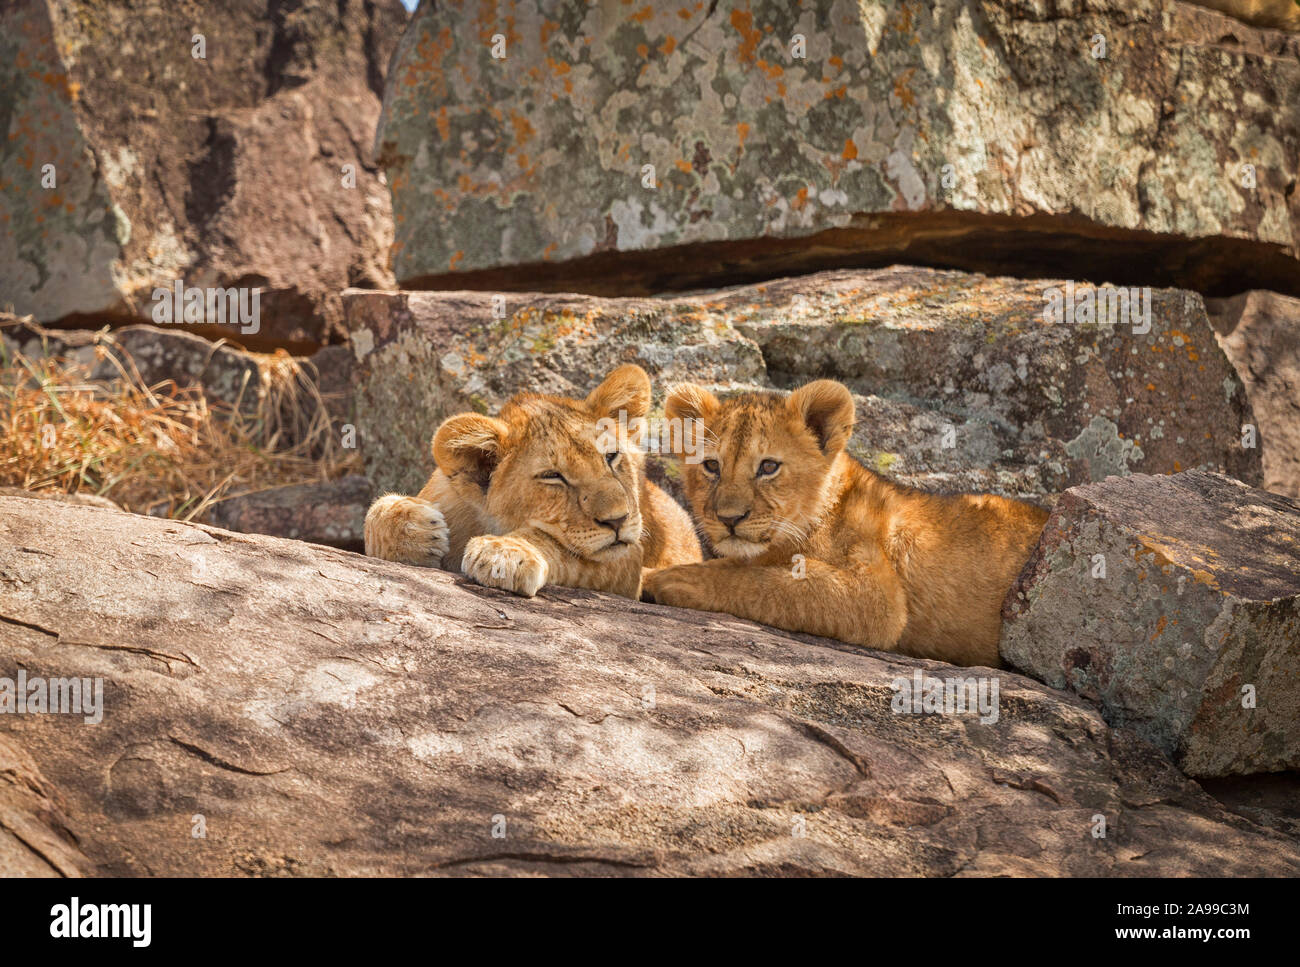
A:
[[0, 734, 94, 877], [1, 496, 1298, 876], [345, 266, 1260, 500], [1001, 471, 1300, 777], [377, 0, 1300, 295]]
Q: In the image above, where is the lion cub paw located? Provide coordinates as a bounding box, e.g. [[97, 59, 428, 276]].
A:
[[461, 535, 549, 597], [643, 564, 712, 610], [364, 495, 450, 566]]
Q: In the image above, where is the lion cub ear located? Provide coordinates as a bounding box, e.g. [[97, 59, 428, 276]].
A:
[[787, 380, 855, 456], [663, 382, 720, 425], [663, 383, 720, 459], [586, 364, 652, 421], [432, 413, 508, 491]]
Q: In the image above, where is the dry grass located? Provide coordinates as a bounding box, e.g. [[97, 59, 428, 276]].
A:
[[1, 326, 358, 520]]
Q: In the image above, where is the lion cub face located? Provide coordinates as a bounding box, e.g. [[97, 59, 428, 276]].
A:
[[664, 380, 856, 558], [433, 365, 651, 560]]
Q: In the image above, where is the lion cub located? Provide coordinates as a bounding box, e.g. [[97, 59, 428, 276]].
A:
[[365, 365, 701, 599], [644, 380, 1048, 666]]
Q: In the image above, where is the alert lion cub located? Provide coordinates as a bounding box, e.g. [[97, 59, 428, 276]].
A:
[[365, 365, 701, 598], [644, 380, 1048, 666]]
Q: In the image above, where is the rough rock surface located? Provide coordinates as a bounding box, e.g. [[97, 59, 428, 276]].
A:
[[0, 734, 94, 877], [1206, 290, 1300, 499], [1001, 471, 1300, 778], [377, 0, 1300, 297], [345, 266, 1260, 499], [0, 0, 408, 348], [204, 475, 371, 552], [1, 496, 1298, 876]]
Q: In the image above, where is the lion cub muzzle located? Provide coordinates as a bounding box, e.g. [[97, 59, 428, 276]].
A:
[[580, 482, 637, 548]]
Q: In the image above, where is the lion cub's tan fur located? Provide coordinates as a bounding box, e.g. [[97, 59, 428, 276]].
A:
[[645, 381, 1048, 666], [366, 365, 701, 598]]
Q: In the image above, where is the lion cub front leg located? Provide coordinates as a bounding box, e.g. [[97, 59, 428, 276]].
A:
[[461, 531, 553, 597], [645, 558, 907, 649], [364, 494, 451, 567], [463, 528, 643, 598]]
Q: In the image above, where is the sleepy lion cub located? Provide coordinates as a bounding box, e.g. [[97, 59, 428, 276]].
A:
[[365, 365, 701, 599], [644, 380, 1048, 666]]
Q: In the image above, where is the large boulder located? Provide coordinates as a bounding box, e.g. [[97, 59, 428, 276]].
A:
[[376, 0, 1300, 297], [1001, 471, 1300, 778], [0, 0, 409, 349], [1, 495, 1298, 875], [344, 266, 1261, 499], [1206, 290, 1300, 499]]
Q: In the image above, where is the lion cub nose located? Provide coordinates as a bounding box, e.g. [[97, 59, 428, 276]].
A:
[[717, 509, 750, 533], [597, 513, 628, 533]]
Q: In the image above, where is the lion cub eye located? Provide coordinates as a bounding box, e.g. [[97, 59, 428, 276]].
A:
[[702, 459, 720, 475], [538, 470, 567, 484], [757, 459, 781, 477]]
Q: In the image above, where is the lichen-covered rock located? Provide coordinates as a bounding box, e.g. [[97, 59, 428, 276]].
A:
[[204, 475, 371, 551], [376, 0, 1300, 296], [1001, 470, 1300, 777], [345, 266, 1261, 500], [3, 495, 1298, 875], [1206, 290, 1300, 499], [0, 0, 408, 348]]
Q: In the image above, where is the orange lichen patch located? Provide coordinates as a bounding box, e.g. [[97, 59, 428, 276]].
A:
[[449, 251, 464, 270], [540, 19, 559, 45], [404, 26, 454, 94], [660, 36, 677, 56], [842, 139, 858, 161], [792, 186, 809, 210], [1146, 382, 1156, 391], [824, 85, 847, 99], [829, 55, 843, 72], [730, 8, 762, 65], [542, 242, 558, 260], [675, 159, 692, 173], [736, 122, 751, 146], [637, 43, 649, 58], [1151, 614, 1168, 640], [758, 59, 783, 79], [434, 106, 450, 140], [631, 5, 654, 23], [894, 68, 917, 108], [678, 8, 694, 20], [546, 56, 571, 75]]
